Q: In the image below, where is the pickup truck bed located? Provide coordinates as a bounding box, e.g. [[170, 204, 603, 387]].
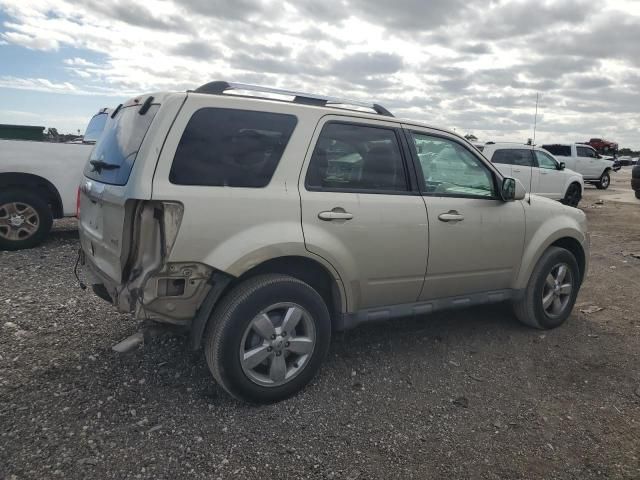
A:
[[0, 110, 110, 250]]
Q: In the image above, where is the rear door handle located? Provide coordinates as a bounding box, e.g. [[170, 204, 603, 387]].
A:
[[438, 210, 464, 222], [318, 209, 353, 221]]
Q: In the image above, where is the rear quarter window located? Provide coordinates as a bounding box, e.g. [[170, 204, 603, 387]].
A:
[[169, 108, 297, 187]]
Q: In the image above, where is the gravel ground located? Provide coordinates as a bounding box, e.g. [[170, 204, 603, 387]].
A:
[[1, 179, 639, 479]]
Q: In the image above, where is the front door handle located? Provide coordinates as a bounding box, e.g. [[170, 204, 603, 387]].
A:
[[318, 209, 353, 221], [438, 210, 464, 222]]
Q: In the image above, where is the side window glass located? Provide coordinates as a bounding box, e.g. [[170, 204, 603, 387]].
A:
[[534, 151, 557, 170], [492, 149, 532, 167], [170, 108, 297, 187], [576, 146, 593, 158], [490, 150, 514, 165], [412, 133, 495, 198], [543, 145, 571, 156], [306, 123, 408, 192]]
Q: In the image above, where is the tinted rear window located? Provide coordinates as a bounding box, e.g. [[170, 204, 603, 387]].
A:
[[542, 145, 571, 156], [491, 149, 533, 167], [170, 108, 297, 187], [84, 104, 159, 185]]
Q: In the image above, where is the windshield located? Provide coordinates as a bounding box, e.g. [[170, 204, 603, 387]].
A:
[[83, 112, 108, 144], [84, 104, 159, 185]]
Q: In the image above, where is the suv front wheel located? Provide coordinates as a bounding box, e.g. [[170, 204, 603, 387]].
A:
[[513, 246, 580, 329], [595, 170, 610, 189], [204, 274, 331, 403]]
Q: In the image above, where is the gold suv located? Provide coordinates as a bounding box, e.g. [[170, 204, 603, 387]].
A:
[[78, 82, 589, 403]]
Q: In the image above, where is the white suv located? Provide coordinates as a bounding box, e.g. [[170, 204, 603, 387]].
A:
[[78, 82, 589, 403], [541, 143, 614, 189], [481, 143, 584, 207]]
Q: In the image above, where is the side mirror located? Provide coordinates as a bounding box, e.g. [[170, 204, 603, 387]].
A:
[[558, 162, 565, 170], [501, 177, 526, 201]]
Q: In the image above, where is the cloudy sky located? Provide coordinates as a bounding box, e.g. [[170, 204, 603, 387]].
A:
[[1, 0, 639, 147]]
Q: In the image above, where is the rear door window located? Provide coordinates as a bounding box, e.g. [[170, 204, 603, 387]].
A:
[[84, 104, 159, 185], [305, 122, 408, 192], [542, 145, 571, 156], [170, 108, 297, 187], [491, 149, 533, 166]]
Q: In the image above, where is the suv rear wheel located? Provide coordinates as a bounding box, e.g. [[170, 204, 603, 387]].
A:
[[0, 189, 53, 251], [204, 274, 331, 403], [513, 246, 580, 329], [595, 170, 610, 189]]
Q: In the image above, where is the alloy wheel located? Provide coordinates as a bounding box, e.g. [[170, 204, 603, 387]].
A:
[[0, 202, 40, 241], [541, 263, 573, 318], [239, 303, 316, 387]]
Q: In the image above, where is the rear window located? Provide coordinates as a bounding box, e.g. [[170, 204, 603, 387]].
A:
[[84, 104, 159, 185], [491, 149, 533, 167], [169, 108, 297, 187], [542, 145, 571, 157]]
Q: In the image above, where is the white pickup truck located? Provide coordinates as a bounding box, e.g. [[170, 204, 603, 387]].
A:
[[0, 110, 108, 250], [541, 143, 615, 189]]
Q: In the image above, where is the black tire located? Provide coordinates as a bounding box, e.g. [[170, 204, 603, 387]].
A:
[[513, 246, 580, 330], [562, 182, 582, 207], [0, 188, 53, 251], [635, 190, 640, 200], [204, 274, 331, 403], [595, 171, 610, 190]]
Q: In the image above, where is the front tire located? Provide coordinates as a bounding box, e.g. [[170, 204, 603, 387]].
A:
[[513, 247, 580, 329], [0, 189, 53, 251], [562, 183, 582, 207], [635, 190, 640, 199], [204, 274, 331, 403], [595, 171, 610, 189]]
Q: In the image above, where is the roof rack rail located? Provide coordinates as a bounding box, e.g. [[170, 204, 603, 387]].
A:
[[192, 81, 394, 117]]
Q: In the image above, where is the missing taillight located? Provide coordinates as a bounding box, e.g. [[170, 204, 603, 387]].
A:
[[157, 278, 186, 297]]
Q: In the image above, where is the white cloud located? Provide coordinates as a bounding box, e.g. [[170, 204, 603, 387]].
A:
[[0, 0, 639, 147]]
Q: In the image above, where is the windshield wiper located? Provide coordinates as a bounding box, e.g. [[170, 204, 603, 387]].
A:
[[90, 160, 120, 173]]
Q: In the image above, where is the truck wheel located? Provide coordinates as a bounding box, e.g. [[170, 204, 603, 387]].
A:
[[562, 183, 582, 207], [595, 171, 610, 189], [0, 189, 53, 251], [513, 246, 580, 330], [204, 274, 331, 403], [635, 190, 640, 200]]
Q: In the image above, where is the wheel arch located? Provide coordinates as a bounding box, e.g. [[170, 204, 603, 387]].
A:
[[0, 172, 64, 218], [550, 237, 586, 283], [230, 256, 345, 322], [190, 254, 348, 350], [515, 225, 587, 290]]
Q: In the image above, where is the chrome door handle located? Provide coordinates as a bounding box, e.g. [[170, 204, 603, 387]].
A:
[[318, 210, 353, 221], [513, 168, 522, 172], [438, 210, 464, 222]]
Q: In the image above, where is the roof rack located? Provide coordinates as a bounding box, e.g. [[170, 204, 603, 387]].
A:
[[192, 81, 394, 117]]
